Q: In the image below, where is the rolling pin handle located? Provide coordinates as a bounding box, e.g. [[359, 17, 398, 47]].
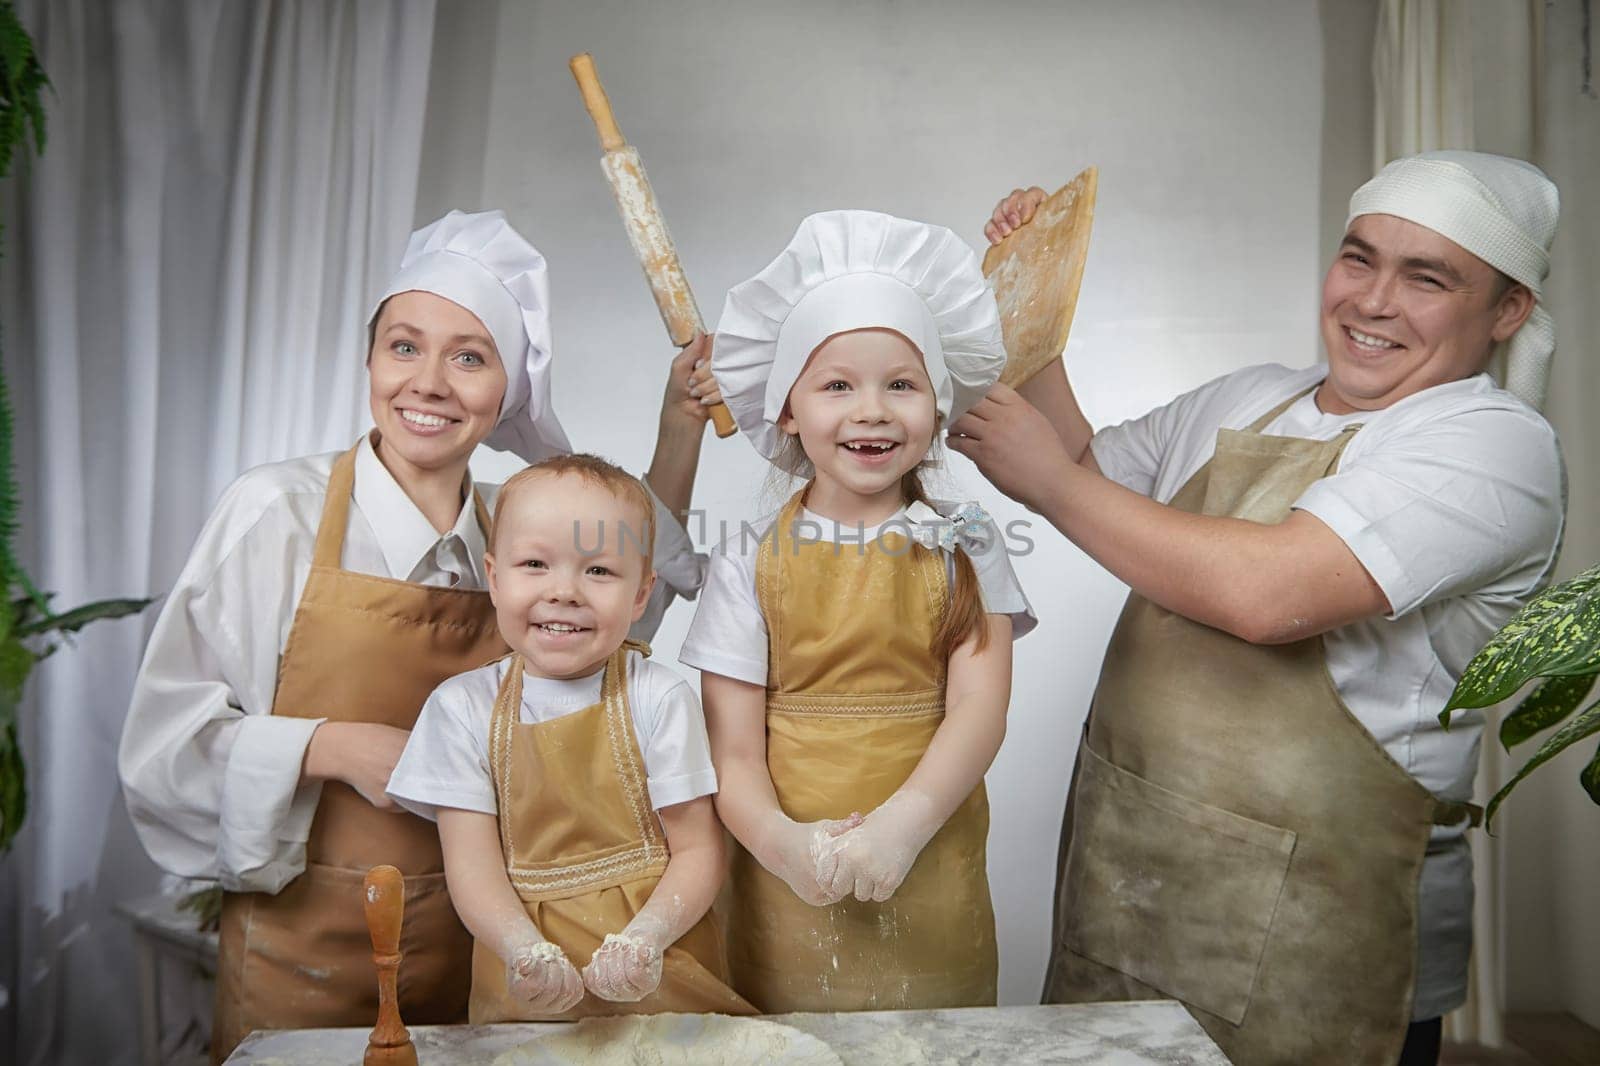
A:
[[570, 53, 627, 152]]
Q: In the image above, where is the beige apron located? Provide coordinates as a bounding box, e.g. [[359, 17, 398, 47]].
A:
[[211, 439, 506, 1062], [468, 643, 753, 1021], [724, 491, 998, 1013], [1043, 391, 1479, 1065]]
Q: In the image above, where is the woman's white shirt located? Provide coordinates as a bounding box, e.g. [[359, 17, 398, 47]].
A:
[[118, 435, 702, 893]]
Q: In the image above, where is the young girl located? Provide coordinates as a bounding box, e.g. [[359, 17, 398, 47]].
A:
[[387, 457, 752, 1020], [681, 210, 1036, 1012]]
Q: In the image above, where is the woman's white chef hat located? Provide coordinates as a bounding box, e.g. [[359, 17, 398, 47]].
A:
[[1347, 151, 1560, 410], [372, 209, 571, 461], [712, 210, 1007, 473]]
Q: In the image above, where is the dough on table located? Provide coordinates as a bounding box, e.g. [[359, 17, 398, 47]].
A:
[[495, 1013, 843, 1066]]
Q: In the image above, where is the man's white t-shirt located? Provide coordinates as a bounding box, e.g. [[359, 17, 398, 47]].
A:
[[1090, 362, 1565, 1019], [387, 651, 717, 819]]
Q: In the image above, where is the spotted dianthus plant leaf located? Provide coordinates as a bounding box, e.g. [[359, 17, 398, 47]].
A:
[[1441, 565, 1600, 722]]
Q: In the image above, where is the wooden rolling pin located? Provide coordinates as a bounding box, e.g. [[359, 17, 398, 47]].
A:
[[570, 52, 737, 439], [363, 865, 418, 1066]]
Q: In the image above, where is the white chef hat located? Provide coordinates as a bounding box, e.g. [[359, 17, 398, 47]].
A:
[[372, 209, 571, 461], [1347, 151, 1560, 410], [713, 210, 1007, 473]]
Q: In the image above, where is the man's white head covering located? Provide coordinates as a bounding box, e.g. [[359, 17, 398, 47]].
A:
[[713, 209, 1006, 474], [372, 209, 570, 462], [1347, 150, 1559, 410]]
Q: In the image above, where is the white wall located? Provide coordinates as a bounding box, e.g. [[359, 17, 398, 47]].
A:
[[422, 0, 1328, 1004]]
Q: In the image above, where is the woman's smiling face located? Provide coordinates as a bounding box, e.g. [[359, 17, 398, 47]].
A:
[[367, 290, 508, 475]]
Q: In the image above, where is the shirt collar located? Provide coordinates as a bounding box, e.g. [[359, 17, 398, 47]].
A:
[[352, 433, 487, 584]]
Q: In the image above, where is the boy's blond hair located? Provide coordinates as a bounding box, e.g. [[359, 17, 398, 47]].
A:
[[490, 454, 657, 576]]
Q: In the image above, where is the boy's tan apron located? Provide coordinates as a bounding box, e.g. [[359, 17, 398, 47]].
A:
[[469, 644, 753, 1021], [211, 439, 505, 1062], [1044, 391, 1479, 1065], [725, 491, 998, 1013]]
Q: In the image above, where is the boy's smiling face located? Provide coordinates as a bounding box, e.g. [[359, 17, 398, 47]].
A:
[[485, 472, 656, 680]]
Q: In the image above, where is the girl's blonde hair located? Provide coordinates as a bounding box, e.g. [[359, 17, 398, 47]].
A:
[[491, 454, 656, 576]]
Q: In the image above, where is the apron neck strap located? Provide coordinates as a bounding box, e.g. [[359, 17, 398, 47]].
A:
[[311, 442, 362, 570], [1245, 386, 1320, 434]]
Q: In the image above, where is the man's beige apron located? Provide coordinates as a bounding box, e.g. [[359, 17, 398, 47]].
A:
[[468, 644, 753, 1021], [211, 439, 506, 1062], [724, 491, 999, 1013], [1044, 391, 1478, 1065]]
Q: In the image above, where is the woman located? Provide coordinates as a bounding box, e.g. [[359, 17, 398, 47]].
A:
[[118, 210, 720, 1060]]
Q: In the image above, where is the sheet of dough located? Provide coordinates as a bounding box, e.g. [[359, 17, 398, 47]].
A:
[[495, 1013, 843, 1066]]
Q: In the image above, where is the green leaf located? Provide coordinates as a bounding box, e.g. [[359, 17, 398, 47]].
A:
[[16, 596, 154, 638], [0, 717, 24, 853], [177, 885, 223, 932], [1500, 672, 1598, 751], [1485, 697, 1600, 829], [1442, 565, 1600, 723], [10, 590, 54, 626], [1581, 743, 1600, 808], [0, 632, 32, 706]]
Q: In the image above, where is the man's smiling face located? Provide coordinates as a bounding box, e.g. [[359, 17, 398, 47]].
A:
[[1317, 213, 1533, 414]]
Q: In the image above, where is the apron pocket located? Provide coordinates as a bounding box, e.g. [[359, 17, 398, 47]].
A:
[[1060, 739, 1295, 1025]]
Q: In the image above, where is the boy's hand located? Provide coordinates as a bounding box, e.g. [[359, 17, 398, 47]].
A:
[[812, 791, 939, 903], [505, 940, 584, 1014], [582, 931, 664, 1002], [984, 186, 1048, 244], [659, 333, 721, 428], [758, 811, 863, 907]]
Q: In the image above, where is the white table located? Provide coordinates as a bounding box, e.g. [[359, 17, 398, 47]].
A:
[[225, 1001, 1231, 1064]]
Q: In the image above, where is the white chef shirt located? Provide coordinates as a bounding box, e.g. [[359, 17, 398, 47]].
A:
[[118, 434, 705, 894], [1090, 362, 1565, 1018], [680, 502, 1037, 686], [387, 651, 716, 820]]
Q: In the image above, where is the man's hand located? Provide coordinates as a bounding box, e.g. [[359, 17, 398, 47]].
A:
[[582, 930, 664, 1003], [985, 186, 1049, 244], [302, 721, 410, 811], [948, 383, 1078, 512], [659, 332, 720, 429], [506, 940, 585, 1015]]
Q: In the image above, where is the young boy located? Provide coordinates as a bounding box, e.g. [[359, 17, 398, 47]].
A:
[[387, 455, 751, 1020]]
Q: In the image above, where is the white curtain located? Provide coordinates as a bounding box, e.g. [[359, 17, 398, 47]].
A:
[[0, 2, 436, 1063], [1371, 0, 1551, 1048]]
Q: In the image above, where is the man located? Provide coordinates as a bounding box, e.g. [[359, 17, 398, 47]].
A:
[[950, 152, 1564, 1066]]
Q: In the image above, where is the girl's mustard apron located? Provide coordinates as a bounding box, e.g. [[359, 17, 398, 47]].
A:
[[211, 439, 506, 1061], [468, 644, 753, 1021], [725, 491, 998, 1013], [1044, 390, 1479, 1065]]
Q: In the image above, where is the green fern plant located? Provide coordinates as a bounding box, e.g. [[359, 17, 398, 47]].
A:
[[1439, 564, 1600, 829], [0, 1, 152, 852]]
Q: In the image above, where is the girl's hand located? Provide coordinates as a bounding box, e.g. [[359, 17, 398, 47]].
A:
[[660, 333, 720, 428], [505, 940, 584, 1015], [759, 811, 863, 907], [582, 931, 664, 1002], [984, 186, 1048, 244], [812, 790, 939, 903]]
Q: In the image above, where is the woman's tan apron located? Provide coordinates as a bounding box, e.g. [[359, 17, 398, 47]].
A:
[[1043, 391, 1480, 1065], [724, 491, 998, 1013], [211, 440, 506, 1062], [468, 643, 753, 1021]]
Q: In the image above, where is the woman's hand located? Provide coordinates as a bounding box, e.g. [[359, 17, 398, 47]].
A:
[[505, 940, 585, 1014], [302, 721, 410, 811], [984, 186, 1048, 244], [659, 332, 721, 429]]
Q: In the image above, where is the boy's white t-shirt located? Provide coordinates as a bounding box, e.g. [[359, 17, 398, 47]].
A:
[[387, 650, 717, 820], [681, 502, 1037, 686]]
